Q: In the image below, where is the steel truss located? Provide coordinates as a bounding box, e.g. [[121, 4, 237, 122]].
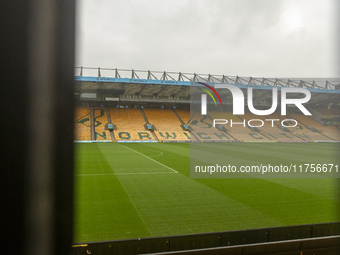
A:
[[76, 67, 340, 90]]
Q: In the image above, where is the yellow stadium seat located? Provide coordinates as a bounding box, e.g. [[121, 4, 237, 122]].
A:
[[144, 109, 183, 131], [74, 107, 91, 140]]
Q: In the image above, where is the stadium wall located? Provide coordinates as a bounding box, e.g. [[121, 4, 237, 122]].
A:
[[71, 222, 340, 255]]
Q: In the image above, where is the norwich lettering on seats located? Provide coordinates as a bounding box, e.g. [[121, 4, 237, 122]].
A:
[[95, 132, 107, 140], [138, 132, 152, 139]]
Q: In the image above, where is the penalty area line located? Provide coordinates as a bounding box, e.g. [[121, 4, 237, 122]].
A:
[[121, 145, 178, 173]]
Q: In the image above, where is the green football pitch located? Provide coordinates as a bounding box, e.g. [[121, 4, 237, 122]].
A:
[[74, 142, 340, 243]]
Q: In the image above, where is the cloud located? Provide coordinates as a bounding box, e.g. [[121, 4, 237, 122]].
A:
[[76, 0, 338, 78]]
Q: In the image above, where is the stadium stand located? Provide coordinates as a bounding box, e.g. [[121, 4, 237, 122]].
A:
[[233, 111, 303, 142], [110, 108, 146, 130], [142, 109, 192, 141], [189, 112, 236, 141], [74, 107, 91, 140], [108, 108, 157, 141], [74, 108, 339, 142], [207, 111, 272, 142], [73, 68, 340, 144], [143, 109, 183, 131], [315, 108, 335, 115], [175, 109, 190, 124], [155, 131, 191, 141], [331, 108, 340, 115], [283, 113, 332, 141], [209, 110, 240, 122], [288, 113, 338, 141], [114, 130, 154, 141], [93, 108, 111, 140]]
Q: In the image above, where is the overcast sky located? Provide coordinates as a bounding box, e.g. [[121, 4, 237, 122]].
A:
[[76, 0, 338, 78]]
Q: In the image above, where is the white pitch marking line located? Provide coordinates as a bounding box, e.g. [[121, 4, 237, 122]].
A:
[[149, 152, 163, 158], [121, 145, 178, 173], [76, 172, 177, 176]]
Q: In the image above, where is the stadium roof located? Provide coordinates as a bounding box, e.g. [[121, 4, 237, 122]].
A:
[[75, 67, 340, 106], [75, 67, 340, 91]]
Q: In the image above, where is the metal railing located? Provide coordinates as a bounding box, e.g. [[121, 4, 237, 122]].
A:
[[75, 67, 340, 90]]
